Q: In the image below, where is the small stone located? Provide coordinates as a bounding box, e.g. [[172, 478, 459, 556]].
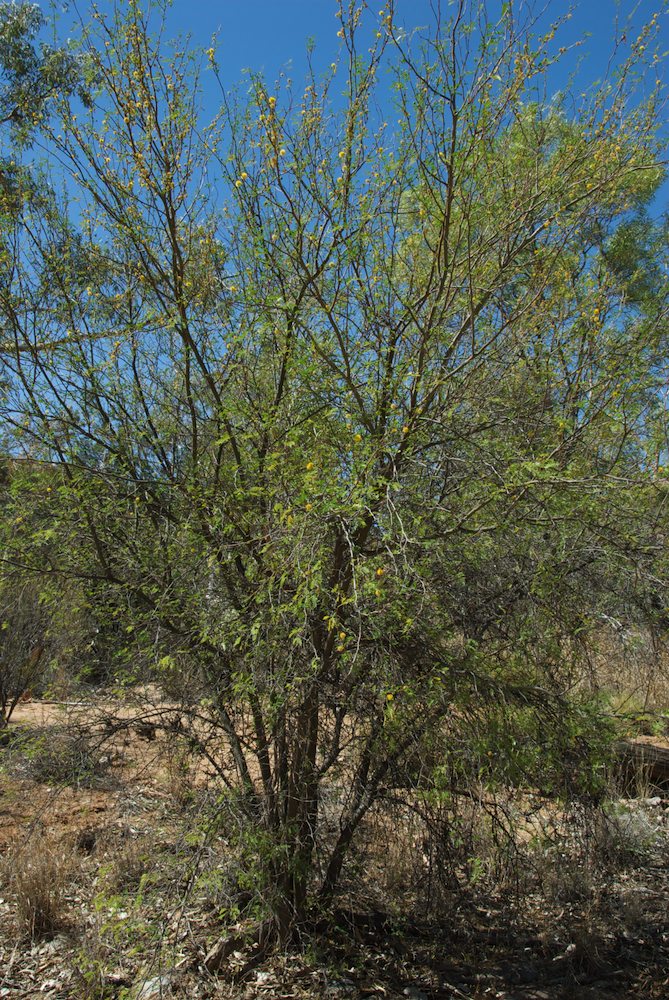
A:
[[403, 988, 428, 1000], [135, 975, 171, 999]]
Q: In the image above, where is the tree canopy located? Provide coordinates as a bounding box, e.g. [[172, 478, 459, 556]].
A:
[[0, 0, 667, 944]]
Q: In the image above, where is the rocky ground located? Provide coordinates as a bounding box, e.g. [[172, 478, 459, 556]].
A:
[[1, 700, 668, 1000]]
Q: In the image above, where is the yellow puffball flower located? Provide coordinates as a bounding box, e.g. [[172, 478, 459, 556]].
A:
[[337, 644, 345, 653], [241, 171, 248, 180], [376, 567, 385, 578], [268, 96, 276, 108], [305, 461, 314, 471], [402, 425, 409, 435], [354, 433, 363, 443], [279, 148, 286, 156], [386, 692, 394, 701], [375, 589, 382, 598], [339, 631, 346, 640], [235, 179, 243, 188], [305, 502, 313, 511]]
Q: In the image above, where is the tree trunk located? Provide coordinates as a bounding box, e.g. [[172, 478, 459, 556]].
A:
[[269, 683, 320, 944]]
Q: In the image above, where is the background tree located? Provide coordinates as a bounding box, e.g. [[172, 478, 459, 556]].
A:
[[0, 0, 667, 945], [0, 1, 88, 133], [0, 570, 46, 729]]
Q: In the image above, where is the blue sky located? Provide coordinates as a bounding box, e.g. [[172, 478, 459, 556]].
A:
[[156, 0, 667, 90], [161, 0, 668, 212], [56, 0, 668, 209], [59, 0, 667, 104]]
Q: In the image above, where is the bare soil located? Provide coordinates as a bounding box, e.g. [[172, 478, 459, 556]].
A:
[[1, 699, 668, 1000]]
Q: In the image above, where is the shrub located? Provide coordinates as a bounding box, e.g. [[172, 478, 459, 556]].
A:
[[2, 836, 73, 939]]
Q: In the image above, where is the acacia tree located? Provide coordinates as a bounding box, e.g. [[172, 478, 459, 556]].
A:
[[1, 0, 668, 943]]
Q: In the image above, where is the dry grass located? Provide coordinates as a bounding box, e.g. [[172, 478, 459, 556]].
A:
[[587, 627, 669, 714], [2, 833, 74, 939]]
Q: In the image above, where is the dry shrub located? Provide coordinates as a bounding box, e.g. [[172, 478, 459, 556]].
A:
[[347, 787, 533, 918], [106, 836, 152, 892], [588, 627, 669, 713], [347, 782, 665, 924], [594, 800, 666, 865], [2, 834, 74, 939], [164, 737, 197, 811], [6, 724, 112, 788]]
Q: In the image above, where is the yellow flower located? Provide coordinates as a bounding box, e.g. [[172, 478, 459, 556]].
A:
[[305, 461, 314, 471], [305, 502, 313, 511], [279, 148, 286, 156], [240, 171, 248, 180], [402, 425, 409, 435], [376, 567, 385, 578], [386, 692, 394, 701], [235, 179, 243, 188], [354, 433, 362, 443], [339, 631, 346, 640], [268, 96, 276, 108]]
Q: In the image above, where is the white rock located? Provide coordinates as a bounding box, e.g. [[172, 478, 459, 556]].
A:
[[135, 975, 171, 999]]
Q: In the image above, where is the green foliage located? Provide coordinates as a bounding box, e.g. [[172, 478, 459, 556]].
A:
[[0, 0, 667, 940], [0, 1, 89, 138]]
